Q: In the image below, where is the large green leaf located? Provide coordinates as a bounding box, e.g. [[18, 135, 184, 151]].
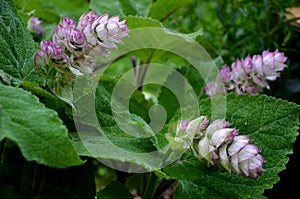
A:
[[0, 84, 84, 168], [0, 0, 42, 83], [71, 75, 164, 171], [148, 0, 194, 22], [162, 93, 300, 199]]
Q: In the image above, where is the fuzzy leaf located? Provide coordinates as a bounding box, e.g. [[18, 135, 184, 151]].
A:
[[0, 0, 42, 83], [0, 84, 84, 168]]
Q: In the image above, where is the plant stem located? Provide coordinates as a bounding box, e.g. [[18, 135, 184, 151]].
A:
[[153, 179, 177, 199], [143, 172, 160, 199], [137, 50, 155, 91]]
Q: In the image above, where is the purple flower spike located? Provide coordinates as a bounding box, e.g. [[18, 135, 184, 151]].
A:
[[206, 50, 288, 95], [194, 118, 265, 179], [34, 10, 129, 80]]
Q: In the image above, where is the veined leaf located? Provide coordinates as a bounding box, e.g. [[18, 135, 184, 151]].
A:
[[0, 84, 84, 168], [0, 0, 42, 83]]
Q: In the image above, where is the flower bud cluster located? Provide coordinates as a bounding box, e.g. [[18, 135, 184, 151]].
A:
[[206, 50, 287, 96], [27, 16, 43, 37], [167, 116, 265, 179], [34, 11, 129, 85]]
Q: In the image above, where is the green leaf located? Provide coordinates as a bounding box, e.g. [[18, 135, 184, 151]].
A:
[[0, 0, 42, 83], [15, 0, 89, 21], [97, 181, 132, 199], [128, 0, 152, 16], [163, 93, 300, 198], [0, 84, 84, 168], [148, 0, 194, 22], [20, 81, 64, 110], [125, 15, 162, 29], [71, 75, 164, 171], [174, 180, 221, 199], [176, 64, 206, 99], [90, 0, 137, 17]]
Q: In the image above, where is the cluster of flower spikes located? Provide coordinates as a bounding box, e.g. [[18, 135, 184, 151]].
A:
[[168, 116, 265, 179], [205, 50, 288, 96], [34, 11, 129, 91]]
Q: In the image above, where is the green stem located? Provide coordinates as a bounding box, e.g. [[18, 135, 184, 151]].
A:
[[137, 50, 155, 90], [143, 172, 160, 199]]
